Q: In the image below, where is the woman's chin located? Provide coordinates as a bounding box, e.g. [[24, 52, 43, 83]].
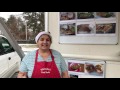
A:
[[42, 48, 49, 50]]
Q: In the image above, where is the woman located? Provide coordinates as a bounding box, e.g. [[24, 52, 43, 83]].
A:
[[17, 31, 69, 78]]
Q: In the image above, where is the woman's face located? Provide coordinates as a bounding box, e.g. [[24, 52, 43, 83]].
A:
[[37, 34, 51, 50]]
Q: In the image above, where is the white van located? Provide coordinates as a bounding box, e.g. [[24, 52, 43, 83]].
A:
[[0, 35, 21, 78]]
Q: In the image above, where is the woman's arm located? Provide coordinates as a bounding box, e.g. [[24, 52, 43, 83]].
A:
[[62, 70, 70, 78], [17, 71, 27, 78]]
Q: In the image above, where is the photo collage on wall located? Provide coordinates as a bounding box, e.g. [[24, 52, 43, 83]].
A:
[[59, 12, 116, 36], [65, 59, 106, 78]]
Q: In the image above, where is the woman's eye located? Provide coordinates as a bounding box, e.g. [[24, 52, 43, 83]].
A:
[[46, 39, 50, 41], [39, 38, 50, 42], [40, 38, 44, 41]]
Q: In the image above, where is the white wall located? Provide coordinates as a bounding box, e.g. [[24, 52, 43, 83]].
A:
[[106, 61, 120, 78], [48, 12, 120, 78]]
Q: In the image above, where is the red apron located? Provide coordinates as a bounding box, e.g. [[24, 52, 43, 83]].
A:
[[31, 49, 61, 78]]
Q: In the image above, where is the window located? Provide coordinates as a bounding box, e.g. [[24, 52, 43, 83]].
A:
[[0, 36, 14, 55]]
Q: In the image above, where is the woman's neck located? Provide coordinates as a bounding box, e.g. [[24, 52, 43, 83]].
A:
[[39, 49, 50, 53], [38, 49, 50, 60]]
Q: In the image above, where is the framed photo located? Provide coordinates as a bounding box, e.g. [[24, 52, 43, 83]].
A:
[[95, 12, 116, 18], [77, 12, 94, 19], [60, 23, 76, 36], [60, 12, 76, 21]]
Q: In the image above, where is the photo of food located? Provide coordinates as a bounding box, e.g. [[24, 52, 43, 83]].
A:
[[96, 12, 115, 18], [77, 24, 94, 34], [96, 23, 116, 34], [60, 23, 75, 36], [68, 62, 84, 72], [67, 60, 105, 78], [85, 62, 104, 76], [95, 64, 103, 74], [60, 12, 76, 20], [85, 64, 95, 73], [59, 12, 117, 45], [77, 12, 94, 19]]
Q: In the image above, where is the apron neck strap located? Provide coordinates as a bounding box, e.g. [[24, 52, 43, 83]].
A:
[[49, 49, 54, 60], [35, 49, 39, 62]]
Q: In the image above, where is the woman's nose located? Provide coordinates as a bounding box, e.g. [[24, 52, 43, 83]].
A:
[[43, 40, 47, 43]]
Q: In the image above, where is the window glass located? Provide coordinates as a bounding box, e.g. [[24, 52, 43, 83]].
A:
[[0, 37, 14, 54]]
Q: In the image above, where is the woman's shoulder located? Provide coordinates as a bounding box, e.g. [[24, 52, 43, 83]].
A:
[[24, 49, 37, 57], [22, 49, 37, 62], [51, 49, 61, 55]]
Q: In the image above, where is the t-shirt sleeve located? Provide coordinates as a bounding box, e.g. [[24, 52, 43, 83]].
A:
[[59, 53, 68, 72], [19, 55, 28, 72]]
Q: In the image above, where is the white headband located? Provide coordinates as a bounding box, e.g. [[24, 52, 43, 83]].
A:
[[35, 31, 52, 43]]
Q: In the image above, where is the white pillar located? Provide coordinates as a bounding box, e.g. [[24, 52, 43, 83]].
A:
[[45, 12, 48, 32]]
